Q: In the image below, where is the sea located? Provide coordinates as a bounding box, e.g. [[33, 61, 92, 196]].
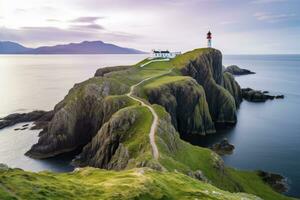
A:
[[0, 54, 299, 197]]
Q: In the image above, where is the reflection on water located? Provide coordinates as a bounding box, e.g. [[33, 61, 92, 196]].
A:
[[0, 122, 74, 172]]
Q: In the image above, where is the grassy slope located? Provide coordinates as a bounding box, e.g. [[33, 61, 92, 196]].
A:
[[0, 168, 260, 200], [153, 105, 295, 200], [121, 105, 154, 165]]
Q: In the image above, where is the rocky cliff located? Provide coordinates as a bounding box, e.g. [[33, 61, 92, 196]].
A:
[[72, 106, 152, 170], [222, 72, 243, 107], [177, 49, 241, 125], [26, 77, 131, 158], [140, 76, 215, 135]]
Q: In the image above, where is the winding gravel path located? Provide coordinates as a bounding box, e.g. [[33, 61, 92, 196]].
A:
[[140, 58, 170, 68], [126, 68, 173, 160]]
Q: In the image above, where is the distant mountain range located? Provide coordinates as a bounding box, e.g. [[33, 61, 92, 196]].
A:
[[0, 41, 146, 54]]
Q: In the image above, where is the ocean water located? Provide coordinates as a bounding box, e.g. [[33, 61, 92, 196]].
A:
[[0, 54, 299, 197], [225, 55, 300, 198]]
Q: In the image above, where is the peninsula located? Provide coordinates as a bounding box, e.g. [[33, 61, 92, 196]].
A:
[[0, 48, 294, 200]]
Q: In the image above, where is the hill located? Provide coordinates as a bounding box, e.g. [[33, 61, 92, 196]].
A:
[[0, 41, 145, 54], [0, 41, 32, 54]]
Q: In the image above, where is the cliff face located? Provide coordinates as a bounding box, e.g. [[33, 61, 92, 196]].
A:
[[141, 76, 215, 135], [26, 77, 131, 158], [72, 107, 137, 169], [222, 72, 242, 107], [178, 49, 240, 124]]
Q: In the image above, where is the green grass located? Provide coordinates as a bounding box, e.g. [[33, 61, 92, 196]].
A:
[[0, 167, 260, 200], [143, 76, 189, 89], [121, 105, 153, 160]]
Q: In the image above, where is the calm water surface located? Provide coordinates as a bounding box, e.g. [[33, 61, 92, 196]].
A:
[[0, 54, 299, 198]]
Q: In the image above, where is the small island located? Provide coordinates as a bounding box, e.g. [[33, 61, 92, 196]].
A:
[[224, 65, 255, 75]]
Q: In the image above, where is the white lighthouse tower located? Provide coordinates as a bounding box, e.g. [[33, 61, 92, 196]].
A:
[[207, 31, 212, 48]]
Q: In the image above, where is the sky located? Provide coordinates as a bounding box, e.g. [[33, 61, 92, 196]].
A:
[[0, 0, 300, 54]]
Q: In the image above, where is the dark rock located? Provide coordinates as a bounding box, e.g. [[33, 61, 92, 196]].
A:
[[242, 88, 284, 102], [276, 95, 284, 99], [0, 163, 9, 171], [180, 49, 240, 126], [26, 77, 129, 159], [31, 110, 55, 130], [14, 128, 20, 131], [94, 66, 131, 77], [188, 170, 209, 182], [0, 110, 49, 130], [20, 127, 28, 130], [224, 65, 255, 75], [211, 138, 234, 155], [222, 72, 243, 107], [22, 124, 29, 127], [142, 77, 215, 136], [257, 170, 288, 193], [72, 107, 137, 169]]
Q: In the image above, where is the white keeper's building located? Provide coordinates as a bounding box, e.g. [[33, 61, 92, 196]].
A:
[[152, 50, 181, 59]]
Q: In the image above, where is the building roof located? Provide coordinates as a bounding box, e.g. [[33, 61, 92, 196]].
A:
[[153, 50, 170, 53]]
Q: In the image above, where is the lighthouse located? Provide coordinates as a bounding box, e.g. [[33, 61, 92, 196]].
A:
[[207, 31, 212, 48]]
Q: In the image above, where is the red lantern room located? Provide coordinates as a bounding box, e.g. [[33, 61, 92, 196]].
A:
[[207, 31, 212, 39]]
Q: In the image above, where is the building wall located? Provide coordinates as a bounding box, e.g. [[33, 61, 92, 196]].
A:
[[152, 51, 181, 58]]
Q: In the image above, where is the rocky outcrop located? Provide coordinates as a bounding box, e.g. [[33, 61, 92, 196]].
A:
[[211, 138, 235, 155], [225, 65, 255, 75], [143, 77, 215, 135], [0, 110, 52, 129], [242, 88, 284, 102], [26, 77, 130, 159], [188, 170, 209, 182], [72, 107, 138, 169], [257, 171, 288, 193], [222, 72, 242, 107], [94, 65, 132, 77], [179, 49, 239, 125]]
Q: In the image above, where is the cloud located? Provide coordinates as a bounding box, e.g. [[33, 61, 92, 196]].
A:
[[0, 26, 139, 46], [70, 24, 104, 30], [70, 16, 104, 23], [46, 19, 61, 22], [254, 12, 296, 22], [220, 20, 238, 25]]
